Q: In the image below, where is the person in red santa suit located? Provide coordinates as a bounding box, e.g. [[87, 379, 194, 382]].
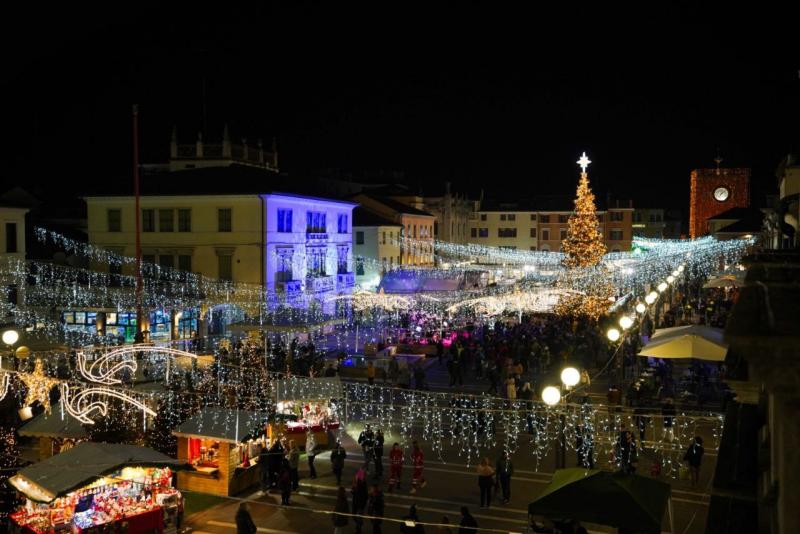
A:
[[387, 443, 404, 492], [410, 441, 426, 494]]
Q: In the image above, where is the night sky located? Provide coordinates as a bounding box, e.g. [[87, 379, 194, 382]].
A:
[[1, 3, 797, 211]]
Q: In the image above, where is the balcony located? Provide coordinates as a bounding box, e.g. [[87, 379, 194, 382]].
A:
[[275, 280, 303, 293], [306, 232, 328, 243], [307, 275, 335, 292], [337, 272, 355, 288]]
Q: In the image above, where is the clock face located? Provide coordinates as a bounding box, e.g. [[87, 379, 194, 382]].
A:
[[713, 187, 730, 202]]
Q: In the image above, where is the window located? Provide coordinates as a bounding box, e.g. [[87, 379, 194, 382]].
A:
[[355, 231, 365, 245], [480, 214, 487, 221], [218, 254, 233, 281], [142, 254, 155, 266], [306, 211, 326, 233], [158, 255, 174, 270], [382, 231, 386, 244], [542, 229, 550, 241], [413, 225, 417, 238], [337, 214, 348, 234], [479, 228, 489, 237], [5, 223, 17, 253], [610, 229, 624, 240], [558, 214, 569, 223], [500, 214, 506, 221], [142, 209, 155, 232], [497, 228, 517, 238], [610, 211, 624, 222], [307, 247, 327, 276], [337, 247, 349, 274], [471, 228, 477, 238], [276, 249, 293, 282], [649, 212, 662, 223], [530, 246, 537, 251], [178, 209, 191, 232], [530, 228, 537, 238], [356, 258, 365, 276], [499, 245, 517, 250], [507, 214, 516, 221], [159, 209, 174, 232], [277, 209, 293, 233], [530, 214, 537, 221], [540, 215, 550, 223], [389, 231, 394, 243], [178, 255, 192, 272], [434, 221, 439, 235], [633, 212, 642, 223], [107, 209, 121, 232], [560, 229, 567, 240], [218, 208, 232, 232]]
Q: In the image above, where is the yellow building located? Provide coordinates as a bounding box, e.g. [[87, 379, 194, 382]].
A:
[[352, 207, 402, 289]]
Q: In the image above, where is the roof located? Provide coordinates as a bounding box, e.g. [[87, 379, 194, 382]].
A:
[[18, 411, 88, 440], [275, 376, 343, 402], [9, 442, 188, 502], [352, 207, 401, 227], [715, 218, 763, 234], [371, 196, 435, 217], [172, 408, 268, 443], [707, 207, 763, 221]]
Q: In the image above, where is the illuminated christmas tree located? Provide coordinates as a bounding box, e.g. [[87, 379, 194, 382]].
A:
[[561, 152, 607, 268], [555, 153, 613, 321]]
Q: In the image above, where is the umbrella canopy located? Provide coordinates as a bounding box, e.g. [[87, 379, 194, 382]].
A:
[[638, 325, 727, 361], [528, 468, 670, 532], [703, 275, 744, 289]]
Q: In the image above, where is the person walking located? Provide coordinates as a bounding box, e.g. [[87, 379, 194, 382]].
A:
[[331, 440, 347, 486], [258, 444, 270, 492], [287, 440, 300, 491], [683, 436, 704, 487], [332, 486, 349, 534], [410, 441, 426, 494], [388, 442, 404, 491], [351, 468, 369, 534], [400, 504, 424, 534], [495, 452, 514, 504], [373, 429, 385, 478], [476, 457, 494, 508], [458, 506, 478, 533], [358, 424, 376, 468], [505, 376, 517, 400], [306, 431, 318, 479], [367, 360, 376, 385], [367, 484, 385, 534], [235, 502, 257, 534], [267, 438, 284, 489], [278, 459, 292, 505]]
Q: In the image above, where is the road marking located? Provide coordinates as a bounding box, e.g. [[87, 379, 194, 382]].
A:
[[206, 520, 299, 533]]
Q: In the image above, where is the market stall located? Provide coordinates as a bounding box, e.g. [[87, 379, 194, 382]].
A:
[[8, 442, 188, 534], [274, 376, 343, 448], [172, 408, 269, 497], [18, 410, 88, 461]]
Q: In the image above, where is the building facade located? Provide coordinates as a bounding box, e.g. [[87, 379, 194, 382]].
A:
[[632, 208, 666, 238], [391, 182, 474, 245], [689, 167, 751, 238], [352, 194, 435, 266], [0, 204, 29, 308], [352, 208, 402, 289], [776, 154, 800, 248]]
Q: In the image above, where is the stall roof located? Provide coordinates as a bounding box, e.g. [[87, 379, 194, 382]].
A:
[[18, 411, 88, 440], [172, 408, 268, 444], [9, 443, 188, 503], [275, 376, 343, 402]]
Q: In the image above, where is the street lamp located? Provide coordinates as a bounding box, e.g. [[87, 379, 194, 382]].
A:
[[2, 329, 19, 370], [619, 316, 634, 330], [560, 367, 580, 388], [657, 282, 668, 293], [541, 386, 561, 406], [635, 303, 646, 314], [666, 275, 675, 284], [607, 328, 621, 342]]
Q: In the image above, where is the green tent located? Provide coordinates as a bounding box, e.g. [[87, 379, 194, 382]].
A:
[[528, 468, 671, 533]]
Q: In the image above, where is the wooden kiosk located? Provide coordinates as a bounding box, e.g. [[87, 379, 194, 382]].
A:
[[172, 408, 269, 497], [18, 410, 88, 461], [273, 377, 343, 449]]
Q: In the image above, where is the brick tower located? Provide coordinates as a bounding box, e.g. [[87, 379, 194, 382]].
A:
[[689, 162, 750, 238]]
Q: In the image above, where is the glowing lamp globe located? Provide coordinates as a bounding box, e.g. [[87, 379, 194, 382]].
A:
[[667, 275, 675, 284], [678, 265, 685, 272], [619, 316, 634, 330], [541, 386, 561, 406], [671, 270, 679, 277], [645, 293, 656, 305], [657, 282, 668, 292], [607, 328, 621, 342], [2, 329, 19, 346], [635, 303, 646, 314], [560, 367, 580, 387]]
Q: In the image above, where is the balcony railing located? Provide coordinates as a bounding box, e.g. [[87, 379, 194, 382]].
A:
[[307, 275, 335, 293], [275, 279, 302, 293], [337, 272, 355, 288]]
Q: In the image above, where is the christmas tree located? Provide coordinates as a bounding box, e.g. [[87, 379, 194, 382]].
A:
[[561, 153, 607, 268], [555, 153, 614, 321]]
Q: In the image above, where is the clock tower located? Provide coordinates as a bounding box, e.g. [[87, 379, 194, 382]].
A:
[[689, 164, 750, 238]]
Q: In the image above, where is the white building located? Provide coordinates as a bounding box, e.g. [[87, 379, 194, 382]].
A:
[[352, 207, 402, 289]]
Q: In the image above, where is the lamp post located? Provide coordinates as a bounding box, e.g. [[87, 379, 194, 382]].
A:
[[2, 329, 20, 370], [542, 367, 580, 470]]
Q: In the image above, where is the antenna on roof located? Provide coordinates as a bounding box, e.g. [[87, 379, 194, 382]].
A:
[[714, 149, 723, 175]]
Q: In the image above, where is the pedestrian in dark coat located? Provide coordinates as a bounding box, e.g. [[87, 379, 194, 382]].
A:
[[332, 486, 349, 533], [367, 484, 385, 534], [458, 506, 478, 533], [352, 468, 369, 534], [278, 460, 292, 505], [331, 440, 347, 486], [235, 502, 256, 534]]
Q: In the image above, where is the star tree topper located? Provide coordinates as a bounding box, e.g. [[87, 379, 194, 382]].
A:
[[20, 359, 60, 413], [577, 151, 591, 173]]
